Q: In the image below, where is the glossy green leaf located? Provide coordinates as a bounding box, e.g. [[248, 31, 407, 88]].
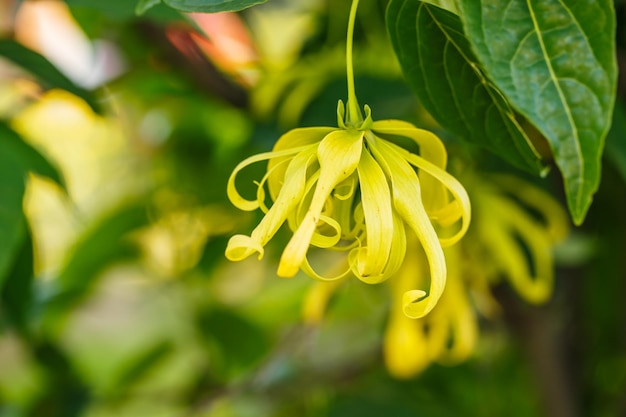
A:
[[0, 40, 101, 114], [162, 0, 268, 13], [0, 123, 64, 287], [386, 1, 545, 175], [457, 0, 617, 225]]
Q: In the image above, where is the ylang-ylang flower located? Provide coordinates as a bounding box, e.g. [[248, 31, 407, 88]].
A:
[[224, 0, 469, 319], [226, 101, 470, 318]]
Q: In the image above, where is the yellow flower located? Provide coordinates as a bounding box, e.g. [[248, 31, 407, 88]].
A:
[[225, 0, 470, 318], [383, 243, 477, 378], [226, 102, 470, 318], [468, 174, 569, 304], [301, 170, 569, 379]]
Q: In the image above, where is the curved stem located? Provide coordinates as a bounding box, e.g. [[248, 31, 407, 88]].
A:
[[346, 0, 362, 125]]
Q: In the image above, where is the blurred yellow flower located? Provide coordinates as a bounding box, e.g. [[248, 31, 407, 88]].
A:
[[466, 173, 569, 304], [226, 103, 470, 318], [302, 170, 569, 378], [383, 243, 477, 378]]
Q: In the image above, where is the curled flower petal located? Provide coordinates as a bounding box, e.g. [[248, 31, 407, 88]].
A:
[[225, 146, 317, 261], [278, 129, 364, 277], [384, 250, 431, 377], [268, 127, 335, 198], [352, 148, 395, 282], [224, 234, 265, 261], [371, 120, 447, 168], [372, 120, 448, 211], [368, 137, 446, 319], [228, 145, 313, 211], [428, 247, 477, 365], [384, 140, 471, 247]]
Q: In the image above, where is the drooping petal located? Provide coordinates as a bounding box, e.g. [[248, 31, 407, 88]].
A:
[[225, 146, 317, 261], [371, 120, 447, 168], [277, 129, 364, 277], [268, 127, 335, 199], [368, 138, 446, 319], [351, 148, 395, 282], [384, 315, 430, 378], [383, 140, 471, 247], [384, 245, 431, 377], [372, 120, 448, 211], [227, 144, 313, 211], [332, 174, 364, 243], [428, 246, 477, 365]]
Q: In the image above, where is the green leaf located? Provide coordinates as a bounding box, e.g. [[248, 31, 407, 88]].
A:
[[386, 1, 545, 175], [457, 0, 617, 225], [0, 123, 64, 287], [136, 0, 162, 14], [162, 0, 268, 13], [0, 40, 101, 114], [0, 219, 34, 335], [0, 123, 65, 187], [420, 0, 458, 15]]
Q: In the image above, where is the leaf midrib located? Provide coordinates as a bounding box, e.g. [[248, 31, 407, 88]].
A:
[[525, 0, 583, 201]]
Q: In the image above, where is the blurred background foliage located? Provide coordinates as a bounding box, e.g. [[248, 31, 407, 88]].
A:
[[0, 1, 625, 417]]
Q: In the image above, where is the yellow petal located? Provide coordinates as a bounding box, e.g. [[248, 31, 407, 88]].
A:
[[368, 139, 446, 319], [268, 127, 335, 198], [384, 315, 430, 378], [224, 234, 265, 261], [491, 174, 569, 242], [225, 146, 316, 261], [227, 144, 313, 211], [480, 195, 553, 304], [278, 129, 364, 277], [351, 148, 395, 282], [300, 255, 353, 282], [371, 120, 447, 168], [372, 120, 448, 211], [384, 247, 431, 377], [383, 140, 471, 247], [430, 247, 477, 365]]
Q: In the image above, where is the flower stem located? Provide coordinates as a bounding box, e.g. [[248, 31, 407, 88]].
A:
[[346, 0, 362, 126]]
